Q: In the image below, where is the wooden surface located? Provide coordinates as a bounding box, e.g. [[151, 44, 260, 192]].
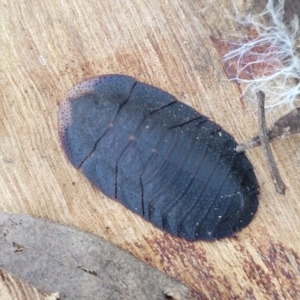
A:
[[1, 0, 299, 299], [0, 269, 54, 300]]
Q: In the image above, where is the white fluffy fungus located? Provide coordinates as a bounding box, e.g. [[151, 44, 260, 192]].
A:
[[224, 0, 300, 114]]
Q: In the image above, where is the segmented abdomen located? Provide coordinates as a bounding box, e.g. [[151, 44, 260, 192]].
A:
[[58, 74, 259, 241]]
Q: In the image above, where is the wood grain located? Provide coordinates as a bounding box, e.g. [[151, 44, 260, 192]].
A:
[[0, 269, 56, 300], [1, 0, 299, 299]]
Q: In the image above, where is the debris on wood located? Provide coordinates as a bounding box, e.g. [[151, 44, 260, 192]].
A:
[[236, 107, 300, 152], [257, 91, 286, 194], [0, 212, 191, 300]]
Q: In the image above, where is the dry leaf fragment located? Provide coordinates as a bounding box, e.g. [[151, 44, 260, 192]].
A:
[[12, 242, 25, 253], [0, 212, 191, 300]]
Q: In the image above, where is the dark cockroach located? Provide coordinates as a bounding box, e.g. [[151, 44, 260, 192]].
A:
[[58, 74, 259, 241]]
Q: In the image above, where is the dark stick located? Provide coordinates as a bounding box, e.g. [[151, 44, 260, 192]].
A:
[[257, 91, 286, 195], [236, 137, 260, 153], [236, 107, 300, 152]]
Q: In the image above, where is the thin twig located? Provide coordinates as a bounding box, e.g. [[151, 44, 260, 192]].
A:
[[236, 137, 260, 153], [236, 107, 300, 152], [257, 91, 286, 195]]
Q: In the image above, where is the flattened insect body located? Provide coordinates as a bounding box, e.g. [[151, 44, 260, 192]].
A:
[[58, 74, 259, 241]]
